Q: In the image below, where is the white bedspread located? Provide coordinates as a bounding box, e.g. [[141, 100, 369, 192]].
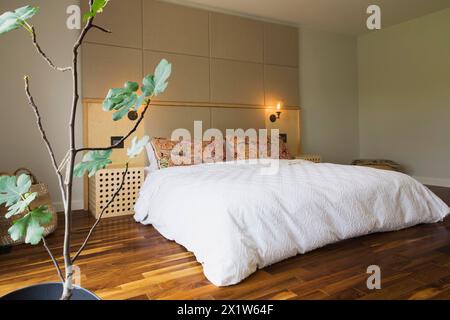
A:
[[134, 160, 449, 286]]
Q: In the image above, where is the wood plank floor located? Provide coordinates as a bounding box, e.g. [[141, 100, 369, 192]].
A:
[[1, 186, 449, 300]]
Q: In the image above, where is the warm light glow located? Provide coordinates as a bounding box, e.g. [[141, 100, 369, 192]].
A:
[[276, 102, 282, 111]]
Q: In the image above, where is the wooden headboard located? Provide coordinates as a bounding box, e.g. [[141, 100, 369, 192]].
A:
[[83, 100, 301, 167]]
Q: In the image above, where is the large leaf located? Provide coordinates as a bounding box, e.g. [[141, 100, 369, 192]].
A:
[[127, 136, 149, 159], [103, 82, 139, 121], [141, 75, 156, 96], [0, 6, 39, 35], [73, 150, 113, 178], [83, 0, 110, 22], [8, 206, 52, 245], [5, 192, 37, 219], [136, 75, 156, 107], [112, 107, 130, 122], [135, 60, 172, 106], [153, 59, 172, 96], [0, 174, 32, 207]]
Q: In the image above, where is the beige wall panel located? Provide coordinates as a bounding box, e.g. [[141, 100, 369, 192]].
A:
[[145, 105, 211, 139], [266, 109, 301, 156], [86, 103, 146, 166], [143, 0, 209, 56], [144, 51, 210, 102], [265, 65, 300, 107], [210, 13, 263, 63], [211, 59, 264, 105], [264, 23, 299, 67], [211, 108, 266, 134], [82, 43, 142, 99], [82, 0, 142, 48]]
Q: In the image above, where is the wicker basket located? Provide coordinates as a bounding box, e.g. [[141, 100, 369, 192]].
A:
[[0, 168, 58, 247]]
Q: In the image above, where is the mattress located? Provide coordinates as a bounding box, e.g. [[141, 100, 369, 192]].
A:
[[134, 160, 449, 286]]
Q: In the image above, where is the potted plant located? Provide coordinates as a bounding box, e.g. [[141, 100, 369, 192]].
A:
[[0, 1, 171, 300]]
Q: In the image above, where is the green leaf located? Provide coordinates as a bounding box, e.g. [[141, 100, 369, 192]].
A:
[[0, 174, 32, 207], [0, 6, 39, 35], [142, 75, 156, 96], [127, 136, 150, 159], [135, 75, 155, 107], [135, 93, 147, 108], [83, 0, 110, 22], [31, 205, 53, 225], [103, 82, 139, 121], [8, 214, 29, 243], [153, 59, 172, 96], [125, 81, 139, 92], [25, 216, 44, 245], [8, 206, 52, 245], [112, 107, 130, 121], [73, 150, 113, 178], [5, 192, 37, 218]]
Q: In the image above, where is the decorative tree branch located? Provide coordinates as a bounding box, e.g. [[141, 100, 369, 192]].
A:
[[72, 163, 129, 264], [92, 24, 111, 33], [76, 99, 151, 154], [30, 27, 72, 72], [60, 13, 97, 300], [42, 237, 64, 282], [24, 76, 67, 204]]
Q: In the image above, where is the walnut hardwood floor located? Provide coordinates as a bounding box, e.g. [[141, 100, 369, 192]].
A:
[[0, 186, 449, 300]]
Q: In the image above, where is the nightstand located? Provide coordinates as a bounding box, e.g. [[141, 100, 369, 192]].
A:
[[88, 167, 145, 219], [296, 155, 322, 163]]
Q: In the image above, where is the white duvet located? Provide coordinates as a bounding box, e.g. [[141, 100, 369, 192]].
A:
[[134, 160, 449, 286]]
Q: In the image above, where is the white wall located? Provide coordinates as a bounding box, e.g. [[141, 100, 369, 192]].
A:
[[0, 0, 83, 210], [299, 28, 360, 164], [358, 8, 450, 186]]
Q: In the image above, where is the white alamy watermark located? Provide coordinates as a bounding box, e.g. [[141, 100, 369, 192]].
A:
[[367, 5, 382, 30], [66, 5, 81, 30], [169, 121, 281, 175], [366, 265, 381, 290], [66, 4, 382, 32]]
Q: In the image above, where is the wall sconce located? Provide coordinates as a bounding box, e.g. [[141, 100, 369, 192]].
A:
[[128, 110, 138, 121], [269, 102, 282, 123]]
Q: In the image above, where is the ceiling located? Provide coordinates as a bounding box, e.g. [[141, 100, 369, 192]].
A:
[[168, 0, 450, 35]]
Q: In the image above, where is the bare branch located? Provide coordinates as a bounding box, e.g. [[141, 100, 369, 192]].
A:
[[92, 24, 112, 33], [61, 12, 96, 300], [72, 163, 130, 263], [42, 237, 65, 283], [30, 27, 72, 72], [76, 100, 151, 154], [24, 76, 67, 204]]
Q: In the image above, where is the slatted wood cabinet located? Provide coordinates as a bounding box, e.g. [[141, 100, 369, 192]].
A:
[[88, 167, 145, 219]]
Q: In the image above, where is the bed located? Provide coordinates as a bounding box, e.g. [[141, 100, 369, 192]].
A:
[[134, 158, 449, 286]]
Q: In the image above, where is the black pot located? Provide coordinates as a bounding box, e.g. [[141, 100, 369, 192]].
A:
[[1, 282, 100, 300]]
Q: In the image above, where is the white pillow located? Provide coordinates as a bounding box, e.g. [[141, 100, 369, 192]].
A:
[[145, 142, 159, 173]]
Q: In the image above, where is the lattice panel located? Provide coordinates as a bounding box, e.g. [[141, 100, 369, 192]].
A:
[[89, 167, 145, 219], [297, 155, 322, 163]]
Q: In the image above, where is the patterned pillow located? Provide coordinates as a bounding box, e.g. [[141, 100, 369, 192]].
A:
[[150, 137, 225, 169], [225, 135, 293, 161]]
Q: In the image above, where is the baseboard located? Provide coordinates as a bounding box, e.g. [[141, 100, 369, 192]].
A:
[[53, 200, 84, 213], [413, 176, 450, 188]]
